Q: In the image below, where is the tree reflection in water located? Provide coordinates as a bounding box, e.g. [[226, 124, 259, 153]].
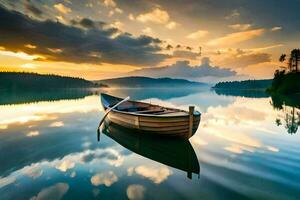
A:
[[271, 94, 300, 134]]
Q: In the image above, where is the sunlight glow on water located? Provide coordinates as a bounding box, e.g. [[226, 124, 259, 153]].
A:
[[0, 88, 299, 200]]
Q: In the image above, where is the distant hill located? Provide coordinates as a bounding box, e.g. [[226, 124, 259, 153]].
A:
[[94, 76, 207, 88], [213, 79, 272, 90], [0, 72, 107, 90]]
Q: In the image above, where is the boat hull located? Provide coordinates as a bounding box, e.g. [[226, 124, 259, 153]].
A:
[[101, 93, 201, 139], [106, 111, 200, 138]]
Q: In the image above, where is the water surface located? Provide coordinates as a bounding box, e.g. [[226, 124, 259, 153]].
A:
[[0, 88, 299, 200]]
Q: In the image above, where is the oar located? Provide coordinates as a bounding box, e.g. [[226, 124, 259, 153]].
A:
[[97, 96, 130, 141]]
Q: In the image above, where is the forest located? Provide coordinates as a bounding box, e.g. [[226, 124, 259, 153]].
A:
[[213, 79, 272, 90], [0, 72, 107, 90]]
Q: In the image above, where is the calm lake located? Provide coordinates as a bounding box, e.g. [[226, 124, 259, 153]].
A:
[[0, 87, 299, 200]]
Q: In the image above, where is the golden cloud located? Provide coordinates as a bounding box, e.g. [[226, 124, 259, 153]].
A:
[[186, 30, 209, 40], [91, 171, 118, 186], [49, 121, 64, 127], [56, 160, 75, 172], [166, 21, 179, 30], [25, 44, 37, 49], [228, 24, 252, 31], [26, 131, 40, 137], [103, 0, 116, 7], [270, 26, 282, 32], [54, 3, 72, 14], [134, 165, 172, 184], [136, 8, 170, 24], [207, 29, 265, 46]]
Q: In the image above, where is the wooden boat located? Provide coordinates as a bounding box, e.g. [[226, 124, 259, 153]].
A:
[[100, 93, 201, 139], [101, 122, 200, 179]]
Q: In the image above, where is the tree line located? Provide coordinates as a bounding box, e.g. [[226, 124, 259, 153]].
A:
[[0, 72, 107, 90], [213, 79, 272, 90]]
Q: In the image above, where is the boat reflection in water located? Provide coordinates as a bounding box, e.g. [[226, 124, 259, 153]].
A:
[[101, 121, 200, 179]]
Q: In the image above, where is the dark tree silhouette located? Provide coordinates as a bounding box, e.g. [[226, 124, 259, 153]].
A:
[[279, 49, 300, 72], [270, 94, 300, 134], [291, 49, 300, 72], [285, 107, 300, 134], [275, 118, 282, 126], [213, 79, 272, 90], [279, 54, 286, 62]]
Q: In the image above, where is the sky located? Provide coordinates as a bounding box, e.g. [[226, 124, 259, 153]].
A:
[[0, 0, 299, 82]]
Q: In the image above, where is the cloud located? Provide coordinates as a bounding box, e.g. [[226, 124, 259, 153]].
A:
[[166, 21, 178, 30], [248, 44, 283, 52], [111, 21, 124, 30], [172, 50, 199, 60], [186, 30, 209, 40], [25, 44, 37, 49], [128, 13, 135, 20], [104, 149, 124, 167], [207, 29, 265, 46], [70, 18, 106, 29], [80, 149, 124, 166], [224, 144, 244, 154], [128, 57, 237, 81], [142, 27, 154, 35], [56, 160, 75, 172], [49, 121, 64, 127], [54, 3, 72, 14], [46, 48, 62, 53], [127, 167, 134, 176], [91, 171, 118, 186], [266, 146, 279, 152], [228, 24, 251, 31], [20, 63, 37, 69], [127, 184, 146, 200], [270, 26, 282, 32], [0, 176, 16, 188], [103, 0, 116, 7], [30, 183, 69, 200], [85, 3, 93, 8], [25, 0, 43, 17], [136, 8, 170, 24], [0, 7, 167, 66], [23, 166, 43, 179], [134, 165, 172, 184], [217, 49, 272, 68], [0, 50, 41, 60], [225, 9, 240, 19], [27, 131, 40, 137], [115, 8, 123, 14]]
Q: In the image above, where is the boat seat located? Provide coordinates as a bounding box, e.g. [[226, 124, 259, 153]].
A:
[[116, 106, 148, 112], [154, 110, 181, 115], [134, 109, 165, 114]]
